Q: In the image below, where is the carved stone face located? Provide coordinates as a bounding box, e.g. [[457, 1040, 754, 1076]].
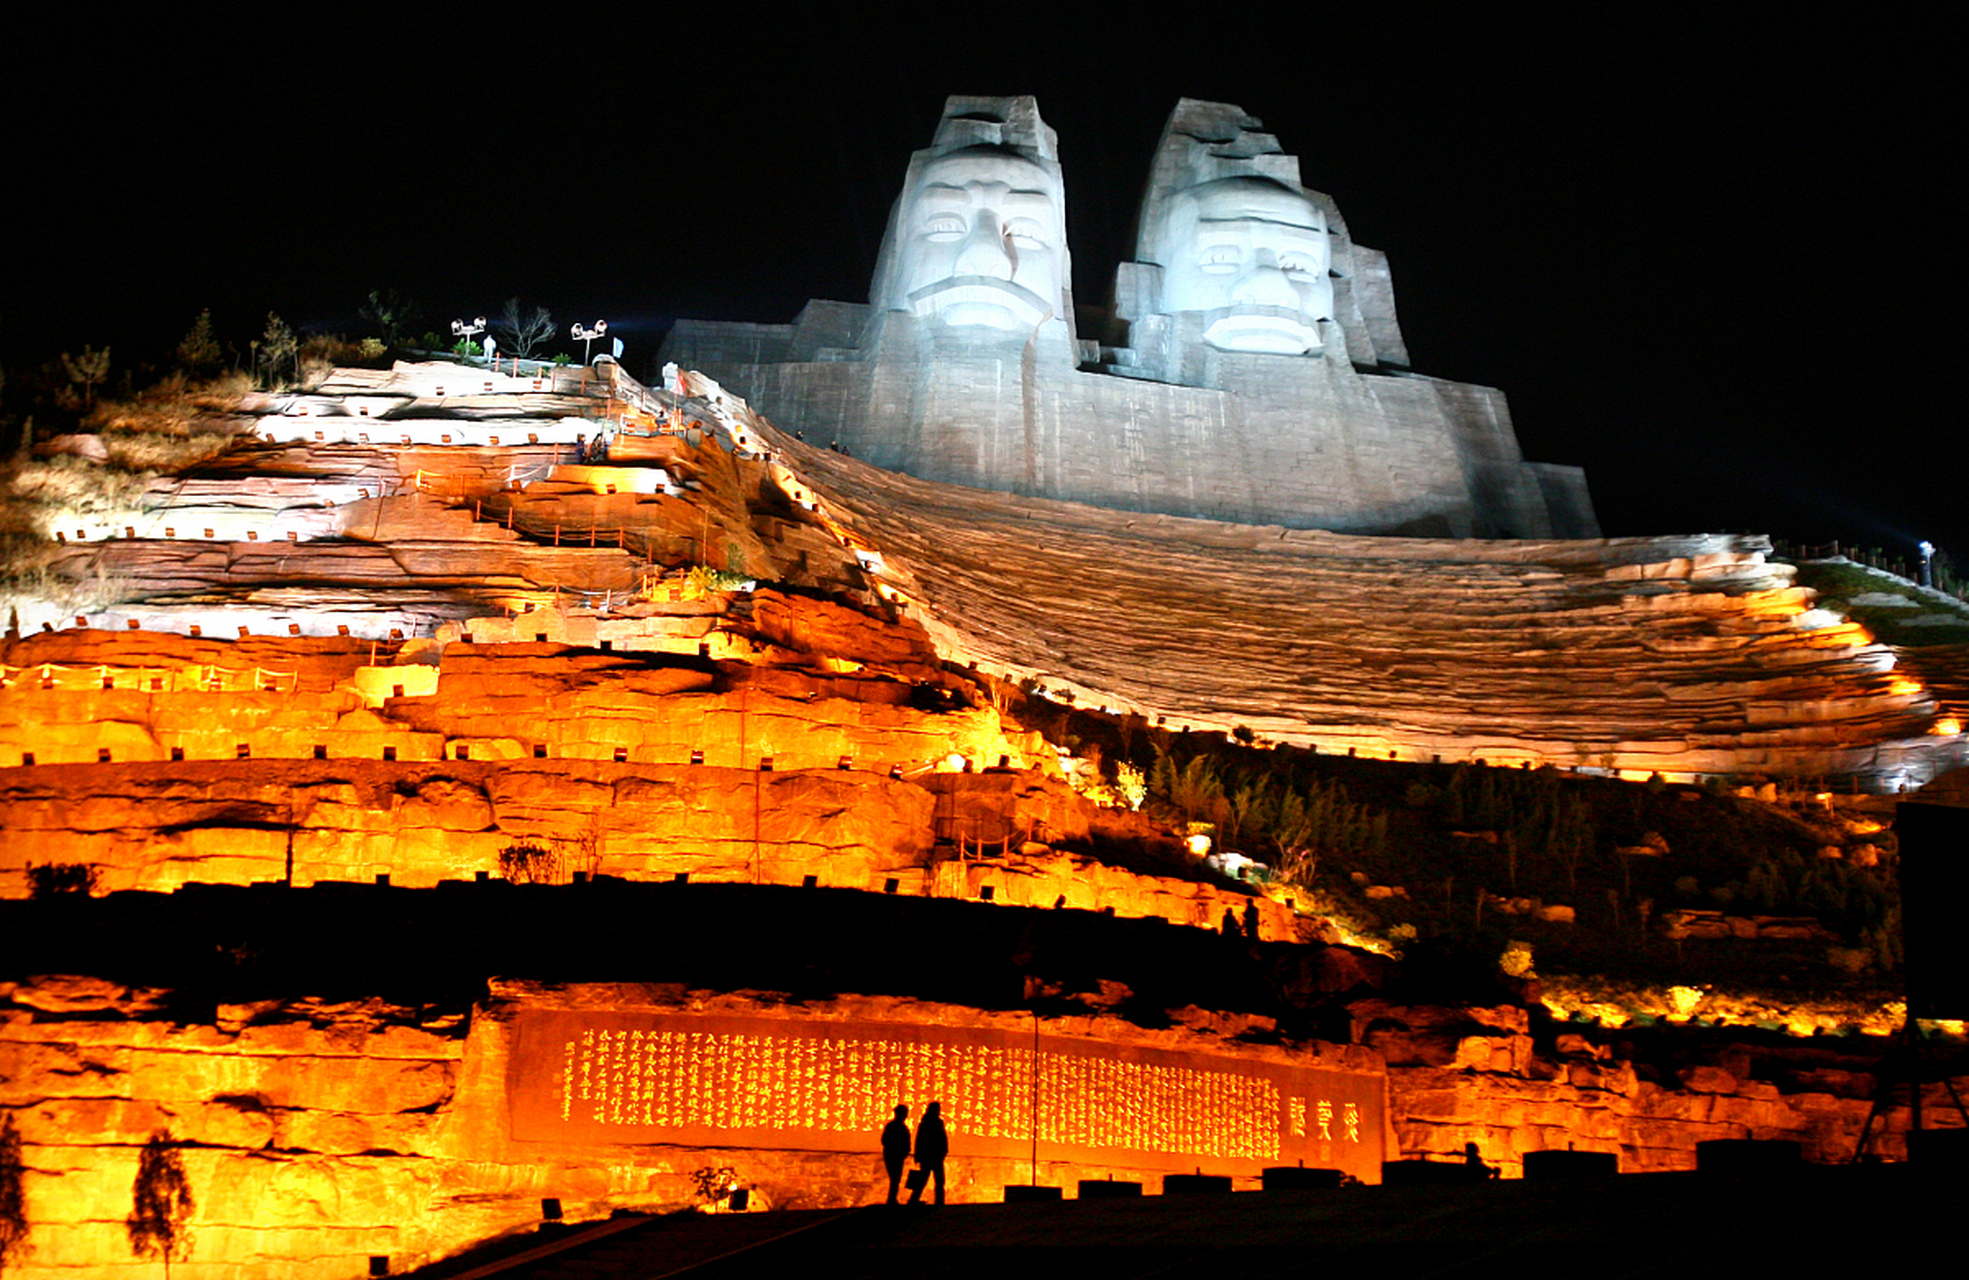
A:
[[883, 147, 1067, 331], [1155, 177, 1332, 354]]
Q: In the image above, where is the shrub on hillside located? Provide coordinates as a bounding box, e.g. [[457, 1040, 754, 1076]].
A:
[[28, 862, 100, 898]]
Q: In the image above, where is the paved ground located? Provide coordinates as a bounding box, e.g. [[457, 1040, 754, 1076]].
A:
[[411, 1163, 1953, 1278]]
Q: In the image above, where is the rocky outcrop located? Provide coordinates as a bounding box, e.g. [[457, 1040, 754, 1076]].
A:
[[0, 761, 932, 895], [0, 978, 1382, 1277], [678, 379, 1966, 789], [1355, 1001, 1942, 1175]]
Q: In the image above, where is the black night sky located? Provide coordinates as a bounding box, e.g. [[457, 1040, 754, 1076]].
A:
[[7, 11, 1955, 561]]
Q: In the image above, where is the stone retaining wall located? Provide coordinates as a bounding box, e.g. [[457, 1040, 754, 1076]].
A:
[[0, 979, 1381, 1278]]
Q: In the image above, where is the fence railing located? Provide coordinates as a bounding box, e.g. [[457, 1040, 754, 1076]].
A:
[[1769, 539, 1968, 604]]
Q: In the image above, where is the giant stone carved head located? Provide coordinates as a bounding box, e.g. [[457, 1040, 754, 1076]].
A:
[[1154, 176, 1332, 355], [1134, 100, 1337, 356], [872, 97, 1072, 333]]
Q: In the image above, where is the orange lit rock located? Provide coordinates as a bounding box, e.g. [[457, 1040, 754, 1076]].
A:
[[0, 978, 1390, 1273]]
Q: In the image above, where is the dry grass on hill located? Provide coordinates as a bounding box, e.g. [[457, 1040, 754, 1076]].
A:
[[0, 372, 251, 613]]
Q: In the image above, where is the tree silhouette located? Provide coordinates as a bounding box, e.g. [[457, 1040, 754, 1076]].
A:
[[0, 1112, 27, 1275], [175, 310, 221, 376], [60, 345, 110, 411], [492, 297, 555, 359], [359, 288, 422, 350], [257, 314, 298, 388], [126, 1130, 192, 1276]]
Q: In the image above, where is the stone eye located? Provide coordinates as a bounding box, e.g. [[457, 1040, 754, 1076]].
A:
[[1005, 221, 1048, 250], [1198, 245, 1241, 273], [925, 213, 966, 241]]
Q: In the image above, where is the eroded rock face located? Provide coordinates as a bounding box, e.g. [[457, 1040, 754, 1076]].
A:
[[1353, 1000, 1935, 1176], [0, 979, 1383, 1276], [0, 761, 939, 894], [742, 406, 1969, 791], [3, 975, 1942, 1276]]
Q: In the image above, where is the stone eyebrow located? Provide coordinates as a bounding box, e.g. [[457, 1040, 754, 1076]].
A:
[[1196, 214, 1324, 232]]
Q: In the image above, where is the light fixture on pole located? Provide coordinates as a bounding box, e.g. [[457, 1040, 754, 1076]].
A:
[[1920, 540, 1936, 588], [451, 317, 486, 359], [572, 320, 608, 365]]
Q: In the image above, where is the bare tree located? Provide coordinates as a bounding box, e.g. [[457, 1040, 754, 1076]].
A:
[[492, 297, 555, 359], [127, 1130, 193, 1277]]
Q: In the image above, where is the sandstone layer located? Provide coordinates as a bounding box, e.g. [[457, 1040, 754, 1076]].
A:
[[2, 976, 1944, 1278]]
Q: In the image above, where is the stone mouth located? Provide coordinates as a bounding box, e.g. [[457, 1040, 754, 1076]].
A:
[[907, 277, 1052, 330], [1200, 306, 1324, 355]]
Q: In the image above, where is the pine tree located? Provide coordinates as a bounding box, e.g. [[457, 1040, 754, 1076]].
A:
[[175, 310, 221, 374], [59, 345, 110, 410], [257, 314, 297, 388]]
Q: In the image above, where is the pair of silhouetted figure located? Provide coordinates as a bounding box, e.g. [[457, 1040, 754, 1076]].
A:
[[881, 1102, 947, 1205], [1220, 900, 1261, 940]]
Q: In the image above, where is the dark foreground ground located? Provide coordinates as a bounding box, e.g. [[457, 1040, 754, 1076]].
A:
[[413, 1163, 1957, 1279]]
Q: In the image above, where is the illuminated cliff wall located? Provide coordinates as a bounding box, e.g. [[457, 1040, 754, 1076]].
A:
[[3, 975, 1943, 1277], [0, 979, 1384, 1277]]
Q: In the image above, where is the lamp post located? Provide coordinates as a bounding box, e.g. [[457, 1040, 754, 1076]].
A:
[[572, 320, 608, 365], [1919, 540, 1936, 588], [450, 317, 485, 360]]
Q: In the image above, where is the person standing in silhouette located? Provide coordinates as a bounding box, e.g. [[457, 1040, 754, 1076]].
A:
[[881, 1104, 912, 1205], [909, 1101, 948, 1204]]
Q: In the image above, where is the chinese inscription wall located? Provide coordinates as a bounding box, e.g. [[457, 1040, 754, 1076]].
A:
[[508, 1011, 1380, 1177]]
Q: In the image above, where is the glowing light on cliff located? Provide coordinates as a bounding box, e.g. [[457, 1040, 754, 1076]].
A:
[[1934, 716, 1963, 736]]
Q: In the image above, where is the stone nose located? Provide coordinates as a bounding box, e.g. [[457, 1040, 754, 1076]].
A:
[[953, 212, 1014, 280], [1230, 250, 1301, 310]]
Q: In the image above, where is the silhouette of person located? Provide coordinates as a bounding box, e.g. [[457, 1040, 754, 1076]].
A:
[[1463, 1141, 1498, 1180], [1221, 908, 1242, 938], [1243, 900, 1260, 941], [881, 1104, 912, 1205], [909, 1101, 948, 1204]]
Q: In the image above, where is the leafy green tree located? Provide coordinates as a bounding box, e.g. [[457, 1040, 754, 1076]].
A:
[[126, 1130, 193, 1277]]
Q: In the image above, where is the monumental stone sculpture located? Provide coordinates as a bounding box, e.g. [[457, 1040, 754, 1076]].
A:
[[661, 96, 1596, 538], [1149, 175, 1335, 356], [870, 101, 1073, 335]]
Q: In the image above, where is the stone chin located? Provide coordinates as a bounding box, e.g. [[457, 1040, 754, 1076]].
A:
[[1200, 306, 1325, 356], [906, 277, 1053, 332]]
